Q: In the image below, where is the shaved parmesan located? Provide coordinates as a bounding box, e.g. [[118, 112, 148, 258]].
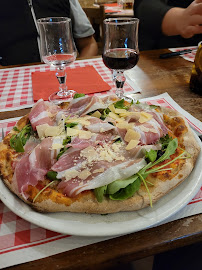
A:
[[114, 108, 127, 114], [108, 104, 116, 113], [44, 126, 62, 137], [108, 112, 120, 120], [116, 122, 134, 130], [66, 128, 79, 137], [125, 140, 139, 150], [124, 129, 141, 142], [52, 143, 64, 150], [119, 111, 140, 119], [139, 112, 153, 123], [78, 169, 91, 180], [65, 170, 79, 181], [93, 168, 105, 174], [36, 124, 50, 139], [78, 130, 93, 139], [66, 117, 90, 126], [91, 111, 101, 118]]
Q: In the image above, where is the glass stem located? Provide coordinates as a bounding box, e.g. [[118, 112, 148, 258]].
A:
[[114, 71, 126, 98], [56, 67, 67, 97]]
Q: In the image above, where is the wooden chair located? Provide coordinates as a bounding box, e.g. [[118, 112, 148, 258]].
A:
[[82, 5, 105, 53]]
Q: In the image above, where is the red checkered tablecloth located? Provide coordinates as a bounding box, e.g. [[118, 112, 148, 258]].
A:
[[169, 46, 197, 62], [0, 58, 135, 110]]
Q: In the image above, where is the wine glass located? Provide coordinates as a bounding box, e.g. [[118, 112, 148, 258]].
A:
[[102, 18, 139, 99], [37, 17, 77, 104]]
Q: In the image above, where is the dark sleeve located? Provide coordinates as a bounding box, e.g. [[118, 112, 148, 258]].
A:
[[134, 0, 173, 50]]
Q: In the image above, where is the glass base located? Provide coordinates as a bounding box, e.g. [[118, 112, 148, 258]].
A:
[[49, 90, 76, 105], [122, 94, 136, 103]]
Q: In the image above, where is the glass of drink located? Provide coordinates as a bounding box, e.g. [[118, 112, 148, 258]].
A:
[[37, 17, 77, 104], [102, 18, 139, 98]]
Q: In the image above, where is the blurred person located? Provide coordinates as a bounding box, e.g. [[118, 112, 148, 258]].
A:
[[133, 0, 202, 50], [0, 0, 98, 66]]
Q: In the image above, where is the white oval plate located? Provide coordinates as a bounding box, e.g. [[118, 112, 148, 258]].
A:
[[0, 134, 201, 237]]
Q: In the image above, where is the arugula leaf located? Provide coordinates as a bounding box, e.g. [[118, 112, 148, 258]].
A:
[[33, 180, 57, 203], [100, 108, 110, 120], [113, 99, 128, 109], [73, 93, 85, 99], [160, 134, 173, 150], [145, 149, 157, 163], [109, 178, 141, 200], [65, 122, 78, 128], [10, 124, 33, 152], [152, 138, 178, 166], [107, 175, 139, 194], [94, 138, 180, 204], [149, 105, 159, 109], [13, 126, 20, 132], [63, 136, 71, 145], [57, 137, 71, 159], [46, 171, 58, 180], [94, 185, 107, 202], [113, 137, 122, 143]]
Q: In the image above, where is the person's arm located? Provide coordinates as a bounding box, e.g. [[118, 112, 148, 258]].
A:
[[75, 35, 98, 58], [162, 0, 202, 38], [69, 0, 98, 57], [134, 0, 171, 38]]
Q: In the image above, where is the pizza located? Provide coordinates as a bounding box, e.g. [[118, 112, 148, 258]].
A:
[[0, 94, 200, 214]]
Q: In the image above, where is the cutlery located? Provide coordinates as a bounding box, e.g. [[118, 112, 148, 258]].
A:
[[159, 48, 197, 59]]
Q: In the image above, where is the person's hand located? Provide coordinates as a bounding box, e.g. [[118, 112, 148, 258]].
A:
[[177, 0, 202, 38], [162, 0, 202, 38]]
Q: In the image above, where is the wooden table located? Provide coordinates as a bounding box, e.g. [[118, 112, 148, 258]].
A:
[[1, 49, 202, 270]]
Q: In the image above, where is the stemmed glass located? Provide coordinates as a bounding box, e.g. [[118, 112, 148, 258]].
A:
[[102, 18, 139, 99], [37, 17, 77, 104]]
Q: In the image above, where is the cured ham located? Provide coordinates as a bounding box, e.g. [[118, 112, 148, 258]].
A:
[[13, 137, 61, 198], [57, 158, 146, 197], [85, 116, 115, 133], [65, 95, 118, 116], [29, 99, 59, 130], [13, 95, 170, 200]]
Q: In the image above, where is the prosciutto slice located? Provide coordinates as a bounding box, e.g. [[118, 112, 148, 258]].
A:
[[57, 158, 146, 197], [85, 117, 115, 133], [13, 137, 60, 198], [66, 95, 118, 116], [29, 99, 59, 130]]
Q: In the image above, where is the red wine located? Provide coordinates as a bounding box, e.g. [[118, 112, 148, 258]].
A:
[[102, 49, 139, 70]]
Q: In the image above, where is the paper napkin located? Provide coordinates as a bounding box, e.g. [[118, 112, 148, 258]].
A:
[[31, 66, 111, 101]]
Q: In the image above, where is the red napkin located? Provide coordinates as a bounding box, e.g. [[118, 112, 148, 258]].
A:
[[103, 3, 119, 7], [32, 66, 111, 101]]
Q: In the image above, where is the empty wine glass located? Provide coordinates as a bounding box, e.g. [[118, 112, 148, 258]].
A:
[[37, 17, 77, 104], [102, 18, 139, 99]]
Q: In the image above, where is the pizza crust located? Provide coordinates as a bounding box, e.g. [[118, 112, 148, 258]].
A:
[[0, 106, 200, 214]]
